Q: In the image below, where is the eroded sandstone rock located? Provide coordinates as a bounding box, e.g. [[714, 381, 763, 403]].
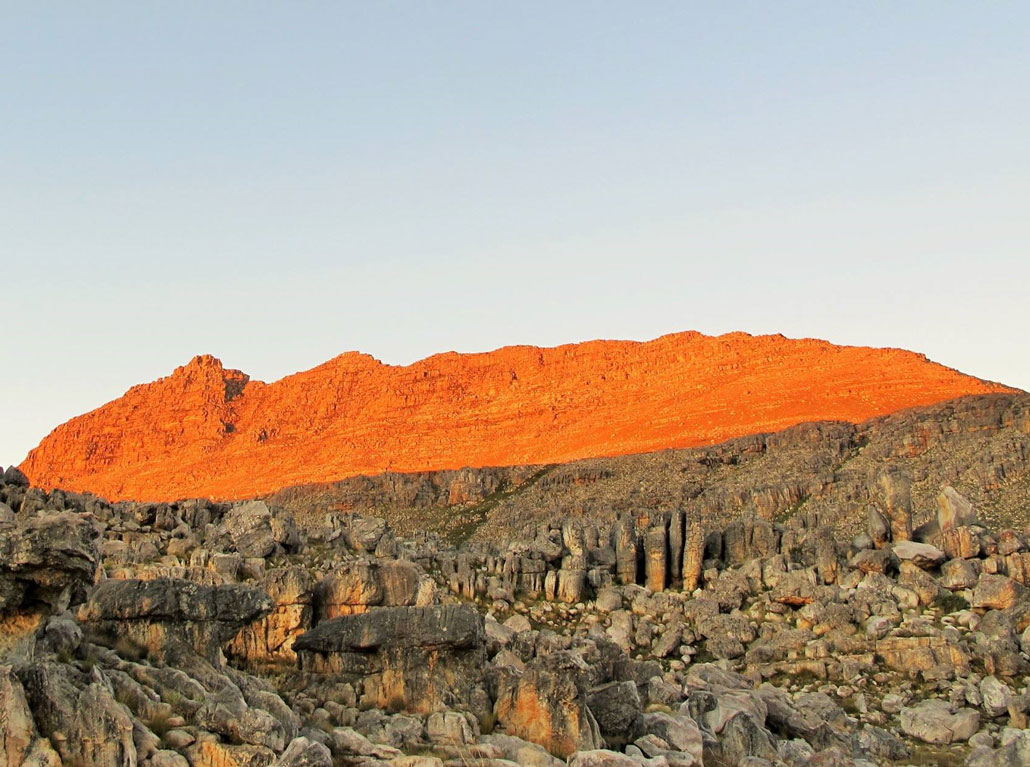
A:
[[0, 512, 100, 615], [494, 651, 603, 759], [294, 604, 487, 714], [78, 578, 273, 661]]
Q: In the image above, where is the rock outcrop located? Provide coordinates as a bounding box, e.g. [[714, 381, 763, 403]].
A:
[[260, 391, 1030, 544], [294, 604, 488, 714], [0, 512, 100, 616], [78, 578, 274, 662], [21, 331, 1013, 501], [494, 651, 604, 758]]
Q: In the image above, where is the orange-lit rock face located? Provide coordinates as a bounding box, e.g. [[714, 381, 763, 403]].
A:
[[21, 331, 1016, 502]]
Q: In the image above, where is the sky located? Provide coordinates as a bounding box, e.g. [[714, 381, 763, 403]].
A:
[[1, 3, 1028, 465]]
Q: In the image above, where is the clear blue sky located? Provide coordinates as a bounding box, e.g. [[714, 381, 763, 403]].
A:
[[2, 3, 1028, 465]]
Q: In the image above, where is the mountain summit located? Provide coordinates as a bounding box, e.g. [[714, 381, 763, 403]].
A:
[[20, 331, 1016, 501]]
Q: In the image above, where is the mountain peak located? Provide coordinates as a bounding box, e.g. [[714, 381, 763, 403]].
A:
[[20, 331, 1015, 502]]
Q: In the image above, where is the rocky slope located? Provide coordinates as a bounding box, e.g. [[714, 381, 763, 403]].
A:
[[4, 461, 1030, 766], [268, 393, 1030, 544], [20, 331, 1014, 502]]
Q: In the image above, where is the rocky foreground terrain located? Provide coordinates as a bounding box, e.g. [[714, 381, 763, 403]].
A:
[[5, 398, 1030, 767], [21, 331, 1011, 501]]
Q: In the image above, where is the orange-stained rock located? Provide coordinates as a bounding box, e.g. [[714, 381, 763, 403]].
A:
[[20, 331, 1015, 502]]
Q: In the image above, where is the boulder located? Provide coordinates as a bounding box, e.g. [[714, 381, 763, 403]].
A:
[[892, 541, 946, 570], [972, 574, 1026, 610], [980, 676, 1013, 718], [937, 486, 978, 531], [274, 737, 333, 767], [294, 605, 486, 714], [16, 660, 137, 766], [184, 740, 275, 767], [848, 548, 895, 575], [328, 726, 402, 760], [771, 569, 820, 606], [221, 500, 300, 558], [78, 578, 273, 662], [317, 560, 428, 620], [426, 711, 474, 745], [966, 729, 1030, 767], [337, 514, 390, 553], [494, 651, 603, 759], [708, 710, 777, 764], [480, 733, 564, 767], [640, 711, 703, 762], [878, 471, 912, 542], [0, 512, 100, 615], [935, 526, 985, 559], [228, 566, 315, 664], [866, 507, 890, 548], [899, 699, 979, 744], [0, 665, 61, 767], [940, 558, 979, 590], [318, 562, 382, 618], [587, 681, 642, 745]]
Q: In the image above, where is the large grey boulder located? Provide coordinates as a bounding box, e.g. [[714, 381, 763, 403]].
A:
[[0, 665, 61, 767], [980, 676, 1013, 718], [274, 737, 333, 767], [16, 659, 137, 766], [221, 500, 300, 558], [294, 604, 487, 714], [899, 699, 979, 744], [892, 541, 946, 570], [0, 512, 100, 615], [78, 577, 273, 661], [967, 729, 1030, 766], [640, 711, 703, 763], [587, 680, 642, 745]]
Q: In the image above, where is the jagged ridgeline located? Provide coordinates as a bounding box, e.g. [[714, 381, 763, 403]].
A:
[[1, 392, 1030, 766], [20, 331, 1015, 503]]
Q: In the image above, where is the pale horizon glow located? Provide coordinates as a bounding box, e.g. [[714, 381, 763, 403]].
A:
[[3, 3, 1029, 465]]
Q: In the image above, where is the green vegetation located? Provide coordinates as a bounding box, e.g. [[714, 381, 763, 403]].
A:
[[933, 591, 970, 613], [444, 466, 554, 545]]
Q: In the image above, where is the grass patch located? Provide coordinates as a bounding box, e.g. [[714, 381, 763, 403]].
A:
[[905, 743, 968, 767], [933, 591, 970, 613], [148, 709, 177, 739]]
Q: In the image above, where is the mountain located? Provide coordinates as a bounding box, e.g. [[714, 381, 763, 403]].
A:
[[20, 330, 1017, 502], [263, 392, 1030, 543]]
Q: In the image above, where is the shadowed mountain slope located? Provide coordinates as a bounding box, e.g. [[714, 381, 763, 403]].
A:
[[268, 393, 1030, 543]]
